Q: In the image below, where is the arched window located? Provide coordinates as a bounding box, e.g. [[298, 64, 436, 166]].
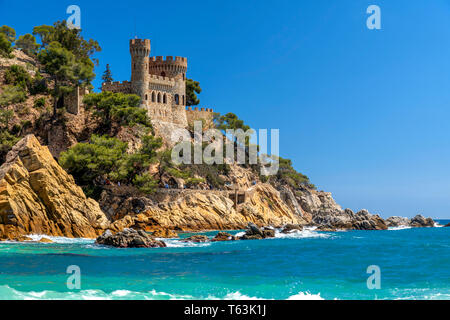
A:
[[161, 71, 166, 77], [174, 94, 179, 105], [163, 94, 167, 104], [157, 93, 161, 103], [152, 92, 155, 102], [145, 94, 148, 100]]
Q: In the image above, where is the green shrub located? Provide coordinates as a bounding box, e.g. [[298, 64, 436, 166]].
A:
[[133, 173, 158, 194], [0, 33, 13, 58], [83, 91, 151, 130], [0, 131, 19, 162], [4, 65, 32, 89], [33, 97, 46, 109], [0, 85, 27, 106], [59, 135, 128, 187]]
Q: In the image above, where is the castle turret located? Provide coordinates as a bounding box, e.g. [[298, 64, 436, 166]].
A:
[[130, 39, 151, 106]]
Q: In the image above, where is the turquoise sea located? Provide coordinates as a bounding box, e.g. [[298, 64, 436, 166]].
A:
[[0, 220, 449, 300]]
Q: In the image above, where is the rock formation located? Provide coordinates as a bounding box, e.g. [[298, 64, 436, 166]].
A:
[[0, 135, 109, 239], [96, 229, 166, 248], [239, 223, 275, 240], [385, 215, 435, 228], [313, 209, 387, 231], [105, 183, 310, 233], [409, 215, 435, 228]]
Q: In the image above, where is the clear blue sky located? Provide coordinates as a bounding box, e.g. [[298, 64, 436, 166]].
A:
[[1, 1, 450, 218]]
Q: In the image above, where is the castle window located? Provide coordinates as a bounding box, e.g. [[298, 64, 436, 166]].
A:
[[182, 95, 185, 105], [145, 94, 148, 100], [161, 71, 166, 77], [174, 94, 179, 105], [152, 92, 155, 102], [163, 94, 167, 104], [157, 93, 161, 103]]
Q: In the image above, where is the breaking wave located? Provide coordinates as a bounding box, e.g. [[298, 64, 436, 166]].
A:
[[0, 285, 323, 300]]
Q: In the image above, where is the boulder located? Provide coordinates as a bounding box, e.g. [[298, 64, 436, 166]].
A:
[[385, 216, 410, 227], [38, 237, 53, 243], [0, 135, 109, 240], [246, 222, 264, 237], [182, 235, 210, 243], [444, 223, 450, 227], [211, 232, 236, 242], [240, 223, 275, 240], [96, 228, 166, 248], [410, 215, 434, 228], [281, 224, 303, 233]]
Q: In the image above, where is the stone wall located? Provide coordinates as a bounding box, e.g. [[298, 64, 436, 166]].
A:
[[63, 86, 89, 115], [186, 107, 214, 128]]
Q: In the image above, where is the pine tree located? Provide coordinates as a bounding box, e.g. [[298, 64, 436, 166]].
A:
[[102, 64, 113, 83]]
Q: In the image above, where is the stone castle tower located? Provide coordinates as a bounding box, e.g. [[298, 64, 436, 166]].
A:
[[102, 38, 213, 128]]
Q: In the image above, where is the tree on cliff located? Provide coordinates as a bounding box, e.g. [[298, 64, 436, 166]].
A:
[[101, 64, 113, 83], [60, 134, 162, 197], [33, 21, 100, 117], [15, 34, 39, 56], [0, 33, 13, 58], [33, 21, 101, 64], [83, 91, 151, 132], [186, 78, 201, 106], [38, 41, 95, 117], [0, 25, 16, 43]]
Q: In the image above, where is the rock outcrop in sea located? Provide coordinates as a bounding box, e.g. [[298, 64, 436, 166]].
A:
[[385, 215, 435, 228], [96, 229, 166, 248], [0, 135, 109, 240]]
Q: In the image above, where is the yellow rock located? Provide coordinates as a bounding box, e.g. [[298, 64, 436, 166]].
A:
[[0, 135, 110, 240], [38, 237, 53, 243]]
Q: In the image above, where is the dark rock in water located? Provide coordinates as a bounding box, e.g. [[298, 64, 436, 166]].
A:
[[410, 215, 434, 228], [211, 232, 236, 242], [262, 228, 275, 238], [385, 216, 410, 227], [444, 223, 450, 227], [182, 235, 210, 243], [96, 228, 166, 248], [246, 222, 264, 237], [281, 224, 303, 234], [312, 208, 388, 231], [240, 223, 275, 240], [240, 234, 264, 240]]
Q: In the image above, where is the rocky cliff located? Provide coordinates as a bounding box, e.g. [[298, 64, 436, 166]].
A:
[[103, 183, 309, 232], [0, 135, 109, 239]]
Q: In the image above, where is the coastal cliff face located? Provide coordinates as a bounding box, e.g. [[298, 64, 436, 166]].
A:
[[0, 135, 109, 239], [103, 183, 310, 232]]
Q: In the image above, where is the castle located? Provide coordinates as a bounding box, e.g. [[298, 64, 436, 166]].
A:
[[101, 39, 213, 128]]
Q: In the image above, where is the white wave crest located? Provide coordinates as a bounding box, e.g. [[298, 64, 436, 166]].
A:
[[0, 285, 324, 300], [274, 229, 332, 239], [388, 226, 411, 231]]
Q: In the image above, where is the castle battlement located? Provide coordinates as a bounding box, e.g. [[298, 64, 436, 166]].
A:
[[186, 107, 214, 112], [130, 39, 151, 47], [150, 56, 187, 64]]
